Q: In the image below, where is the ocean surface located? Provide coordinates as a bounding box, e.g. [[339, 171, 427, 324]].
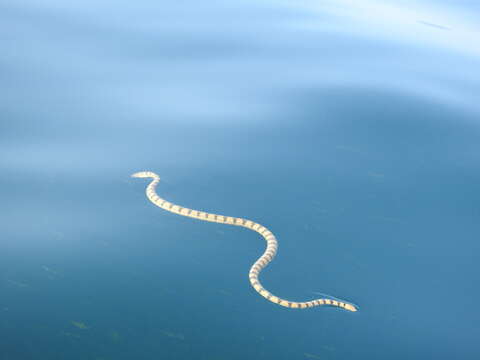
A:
[[1, 1, 479, 359]]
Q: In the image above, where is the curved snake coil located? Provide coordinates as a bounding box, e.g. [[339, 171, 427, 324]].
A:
[[132, 171, 357, 312]]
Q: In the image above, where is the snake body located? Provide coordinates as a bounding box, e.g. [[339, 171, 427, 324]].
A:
[[132, 171, 357, 312]]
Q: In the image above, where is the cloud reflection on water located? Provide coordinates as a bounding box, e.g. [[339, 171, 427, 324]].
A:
[[0, 0, 479, 175]]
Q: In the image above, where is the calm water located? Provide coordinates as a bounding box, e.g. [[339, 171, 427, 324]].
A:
[[2, 1, 480, 359]]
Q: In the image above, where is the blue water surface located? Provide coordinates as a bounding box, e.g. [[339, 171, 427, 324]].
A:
[[1, 1, 479, 359]]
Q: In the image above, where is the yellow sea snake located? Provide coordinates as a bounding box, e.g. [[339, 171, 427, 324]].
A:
[[132, 171, 357, 312]]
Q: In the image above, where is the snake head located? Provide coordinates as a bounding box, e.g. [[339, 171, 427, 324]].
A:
[[131, 171, 160, 180]]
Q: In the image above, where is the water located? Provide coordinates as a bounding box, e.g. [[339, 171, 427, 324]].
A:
[[1, 1, 479, 359]]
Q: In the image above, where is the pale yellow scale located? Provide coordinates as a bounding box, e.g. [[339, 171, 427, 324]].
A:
[[132, 171, 357, 312]]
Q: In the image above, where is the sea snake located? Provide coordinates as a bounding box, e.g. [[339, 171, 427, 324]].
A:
[[132, 171, 357, 312]]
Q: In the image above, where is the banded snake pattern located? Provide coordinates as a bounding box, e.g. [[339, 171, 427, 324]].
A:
[[132, 171, 357, 312]]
